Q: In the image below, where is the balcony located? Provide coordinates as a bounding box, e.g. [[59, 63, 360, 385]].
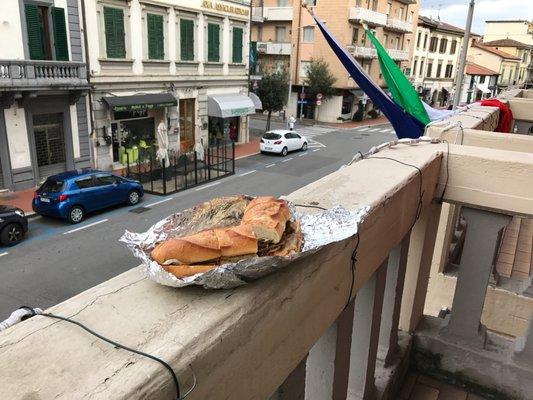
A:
[[349, 7, 387, 27], [1, 91, 533, 400], [347, 45, 377, 59], [251, 6, 264, 23], [387, 48, 409, 61], [256, 41, 292, 56], [264, 6, 293, 21], [0, 60, 88, 91], [386, 17, 413, 33]]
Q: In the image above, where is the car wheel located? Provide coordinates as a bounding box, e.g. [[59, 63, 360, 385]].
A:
[[127, 190, 140, 206], [68, 206, 84, 224], [0, 223, 24, 246], [301, 142, 308, 151], [281, 147, 288, 157]]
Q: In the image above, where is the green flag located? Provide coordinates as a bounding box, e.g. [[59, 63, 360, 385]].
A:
[[366, 29, 430, 125]]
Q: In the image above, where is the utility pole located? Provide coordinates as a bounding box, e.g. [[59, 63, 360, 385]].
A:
[[452, 0, 475, 109]]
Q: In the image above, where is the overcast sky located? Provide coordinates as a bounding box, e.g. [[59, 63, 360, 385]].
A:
[[419, 0, 533, 35]]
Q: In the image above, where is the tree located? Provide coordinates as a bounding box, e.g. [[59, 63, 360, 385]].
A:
[[256, 69, 289, 131], [302, 58, 337, 119]]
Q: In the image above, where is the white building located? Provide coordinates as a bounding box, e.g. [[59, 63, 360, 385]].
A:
[[0, 0, 90, 191], [409, 16, 476, 107], [458, 62, 499, 105], [82, 0, 254, 171]]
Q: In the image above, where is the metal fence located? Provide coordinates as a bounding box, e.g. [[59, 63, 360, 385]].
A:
[[124, 142, 235, 195]]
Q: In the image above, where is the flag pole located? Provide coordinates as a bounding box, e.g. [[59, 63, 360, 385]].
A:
[[452, 0, 475, 109]]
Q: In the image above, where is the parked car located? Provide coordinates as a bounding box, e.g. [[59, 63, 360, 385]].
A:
[[0, 205, 28, 246], [32, 170, 144, 224], [260, 130, 308, 156]]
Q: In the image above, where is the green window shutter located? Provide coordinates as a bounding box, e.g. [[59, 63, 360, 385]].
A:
[[232, 27, 243, 63], [207, 23, 220, 62], [104, 7, 126, 59], [180, 19, 194, 61], [24, 3, 46, 60], [147, 13, 164, 60], [52, 7, 69, 61]]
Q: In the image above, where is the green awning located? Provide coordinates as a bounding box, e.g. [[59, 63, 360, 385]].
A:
[[103, 93, 177, 112]]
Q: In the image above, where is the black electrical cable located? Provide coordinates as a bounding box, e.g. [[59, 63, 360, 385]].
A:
[[344, 232, 360, 311], [22, 307, 197, 400], [293, 203, 327, 211], [440, 140, 451, 203]]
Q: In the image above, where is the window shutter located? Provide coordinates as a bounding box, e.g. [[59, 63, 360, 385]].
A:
[[25, 3, 46, 60], [52, 7, 69, 61], [208, 23, 220, 62], [232, 27, 243, 63], [180, 19, 194, 61], [148, 13, 164, 60], [104, 7, 125, 59]]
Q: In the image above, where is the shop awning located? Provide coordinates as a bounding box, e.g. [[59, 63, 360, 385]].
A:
[[103, 93, 177, 112], [249, 92, 263, 110], [208, 94, 256, 118]]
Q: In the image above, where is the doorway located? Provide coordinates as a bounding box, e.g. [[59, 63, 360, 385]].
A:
[[32, 113, 66, 179], [179, 99, 195, 152]]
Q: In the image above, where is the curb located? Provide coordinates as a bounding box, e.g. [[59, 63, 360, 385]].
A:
[[236, 152, 260, 160]]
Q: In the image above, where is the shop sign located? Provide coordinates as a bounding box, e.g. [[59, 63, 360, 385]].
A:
[[229, 106, 255, 117], [202, 1, 250, 17], [113, 101, 177, 112], [316, 100, 322, 106]]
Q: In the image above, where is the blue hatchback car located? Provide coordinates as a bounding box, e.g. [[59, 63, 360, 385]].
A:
[[32, 169, 144, 224]]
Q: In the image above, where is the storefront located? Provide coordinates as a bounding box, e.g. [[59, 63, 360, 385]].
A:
[[207, 94, 255, 146]]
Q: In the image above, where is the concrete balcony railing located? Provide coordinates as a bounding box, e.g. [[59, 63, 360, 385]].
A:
[[1, 92, 533, 400], [349, 7, 388, 27], [385, 18, 413, 33], [347, 45, 377, 59], [387, 48, 409, 61], [264, 6, 293, 21], [257, 41, 292, 56], [0, 59, 88, 90], [251, 6, 264, 23]]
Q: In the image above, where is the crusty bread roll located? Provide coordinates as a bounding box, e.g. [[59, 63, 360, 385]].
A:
[[151, 229, 222, 265], [164, 264, 217, 278], [242, 197, 290, 243]]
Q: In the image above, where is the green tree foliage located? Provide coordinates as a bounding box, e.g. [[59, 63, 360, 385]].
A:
[[256, 69, 289, 131], [302, 58, 337, 102]]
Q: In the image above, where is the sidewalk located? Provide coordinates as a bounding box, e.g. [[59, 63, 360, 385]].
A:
[[0, 188, 35, 214]]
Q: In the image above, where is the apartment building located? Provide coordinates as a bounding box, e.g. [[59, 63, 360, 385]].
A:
[[458, 63, 499, 104], [409, 16, 473, 107], [83, 0, 253, 171], [0, 0, 90, 191], [468, 41, 521, 90], [251, 0, 419, 123], [481, 38, 532, 85]]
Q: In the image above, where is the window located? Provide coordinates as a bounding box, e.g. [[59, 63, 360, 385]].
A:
[[445, 64, 453, 78], [41, 179, 65, 193], [24, 4, 69, 61], [32, 113, 66, 167], [207, 23, 220, 62], [180, 19, 195, 61], [104, 7, 126, 59], [429, 37, 438, 52], [95, 174, 117, 186], [75, 177, 95, 189], [413, 59, 418, 76], [352, 27, 359, 45], [450, 40, 457, 55], [275, 26, 286, 42], [300, 60, 311, 78], [436, 61, 442, 77], [409, 11, 414, 23], [275, 60, 285, 72], [386, 2, 392, 15], [417, 32, 421, 48], [419, 60, 424, 76], [303, 27, 314, 43], [439, 39, 447, 54], [423, 34, 428, 50], [426, 61, 433, 77], [232, 27, 243, 63], [277, 0, 289, 5], [257, 25, 263, 41], [479, 75, 486, 84], [147, 13, 164, 60], [398, 7, 404, 20]]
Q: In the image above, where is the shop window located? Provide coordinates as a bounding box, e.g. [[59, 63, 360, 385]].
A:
[[24, 3, 69, 61], [180, 19, 195, 61], [207, 23, 221, 62], [232, 27, 244, 63], [104, 6, 126, 59], [147, 13, 165, 60]]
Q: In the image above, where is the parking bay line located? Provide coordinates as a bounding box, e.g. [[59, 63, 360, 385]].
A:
[[195, 181, 221, 191], [238, 170, 256, 177], [63, 219, 109, 235], [265, 163, 276, 168], [299, 153, 308, 157], [281, 158, 293, 163], [145, 197, 175, 208], [312, 149, 321, 152]]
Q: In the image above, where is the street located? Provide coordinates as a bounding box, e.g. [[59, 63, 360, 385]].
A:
[[0, 122, 397, 319]]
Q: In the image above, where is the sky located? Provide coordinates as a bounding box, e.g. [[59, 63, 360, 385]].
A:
[[419, 0, 533, 35]]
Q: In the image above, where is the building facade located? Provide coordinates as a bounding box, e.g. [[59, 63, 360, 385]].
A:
[[481, 38, 532, 86], [458, 62, 499, 104], [251, 0, 420, 123], [409, 16, 471, 107], [0, 0, 90, 191], [83, 0, 253, 172]]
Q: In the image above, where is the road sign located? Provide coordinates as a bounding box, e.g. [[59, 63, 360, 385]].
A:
[[297, 100, 307, 105], [317, 93, 323, 100], [299, 92, 306, 100], [316, 100, 322, 106]]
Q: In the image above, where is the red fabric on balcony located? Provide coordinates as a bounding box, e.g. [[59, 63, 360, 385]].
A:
[[481, 99, 514, 133]]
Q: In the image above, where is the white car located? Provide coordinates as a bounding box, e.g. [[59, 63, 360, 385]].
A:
[[260, 130, 308, 156]]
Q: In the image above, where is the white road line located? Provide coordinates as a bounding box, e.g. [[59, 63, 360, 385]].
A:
[[370, 128, 381, 132], [0, 252, 8, 257], [265, 163, 276, 168], [238, 170, 256, 177], [358, 127, 370, 131], [380, 129, 390, 133], [145, 197, 174, 207], [299, 153, 307, 157], [313, 149, 320, 152], [195, 181, 221, 191], [281, 158, 293, 163], [63, 219, 109, 235]]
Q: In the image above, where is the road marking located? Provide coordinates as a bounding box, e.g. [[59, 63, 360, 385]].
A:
[[299, 153, 307, 157], [238, 170, 256, 177], [63, 219, 109, 235], [265, 163, 276, 168], [0, 252, 7, 257], [313, 149, 321, 152], [145, 197, 174, 207], [195, 181, 221, 191], [380, 129, 390, 133], [370, 128, 381, 132], [358, 127, 370, 131], [281, 157, 293, 163]]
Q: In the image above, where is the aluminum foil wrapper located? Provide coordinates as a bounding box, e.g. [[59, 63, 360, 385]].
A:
[[120, 196, 369, 289]]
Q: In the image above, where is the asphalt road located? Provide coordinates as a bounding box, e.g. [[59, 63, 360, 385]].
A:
[[0, 122, 397, 319]]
